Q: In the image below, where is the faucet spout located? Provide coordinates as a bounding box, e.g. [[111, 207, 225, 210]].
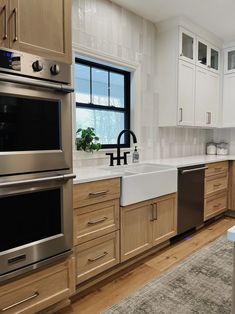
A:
[[117, 129, 137, 165]]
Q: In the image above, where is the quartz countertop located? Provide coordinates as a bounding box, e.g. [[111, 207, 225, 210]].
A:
[[73, 154, 235, 184]]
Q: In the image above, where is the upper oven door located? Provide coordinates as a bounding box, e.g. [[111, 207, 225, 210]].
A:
[[0, 76, 72, 176]]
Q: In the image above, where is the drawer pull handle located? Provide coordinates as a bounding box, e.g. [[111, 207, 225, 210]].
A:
[[1, 291, 39, 312], [213, 203, 222, 208], [88, 252, 108, 262], [213, 183, 221, 188], [89, 190, 109, 197], [2, 5, 7, 39], [13, 8, 18, 42], [87, 217, 108, 225]]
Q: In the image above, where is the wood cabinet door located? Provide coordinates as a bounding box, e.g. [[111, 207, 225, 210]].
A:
[[0, 0, 9, 47], [121, 201, 152, 262], [178, 60, 195, 126], [152, 194, 177, 246], [9, 0, 72, 63]]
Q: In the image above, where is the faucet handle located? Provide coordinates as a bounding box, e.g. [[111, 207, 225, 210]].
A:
[[123, 152, 130, 165], [106, 153, 114, 166]]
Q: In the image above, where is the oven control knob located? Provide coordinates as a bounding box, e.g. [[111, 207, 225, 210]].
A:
[[32, 60, 43, 72], [50, 64, 60, 75]]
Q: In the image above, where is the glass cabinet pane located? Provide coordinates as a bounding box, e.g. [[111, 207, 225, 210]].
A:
[[228, 50, 235, 71], [198, 41, 207, 65], [211, 49, 219, 70], [182, 33, 194, 60]]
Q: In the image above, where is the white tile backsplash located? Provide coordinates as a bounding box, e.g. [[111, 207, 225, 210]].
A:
[[72, 0, 212, 168]]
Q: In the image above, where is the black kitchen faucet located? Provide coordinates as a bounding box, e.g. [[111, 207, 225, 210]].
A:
[[106, 129, 137, 166]]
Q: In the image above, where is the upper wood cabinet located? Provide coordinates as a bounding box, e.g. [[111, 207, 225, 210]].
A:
[[0, 0, 72, 64]]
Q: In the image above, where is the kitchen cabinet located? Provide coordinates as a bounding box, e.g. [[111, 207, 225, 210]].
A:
[[179, 27, 195, 64], [178, 60, 195, 126], [121, 200, 153, 262], [195, 67, 219, 127], [73, 178, 120, 285], [224, 47, 235, 74], [0, 0, 72, 64], [0, 0, 9, 47], [121, 193, 177, 262], [157, 21, 221, 127], [0, 256, 75, 314], [75, 231, 119, 284], [196, 37, 219, 73], [152, 194, 177, 246], [204, 161, 228, 221], [222, 73, 235, 127]]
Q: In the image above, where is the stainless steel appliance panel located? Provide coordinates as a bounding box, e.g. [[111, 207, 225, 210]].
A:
[[0, 173, 74, 277], [178, 165, 206, 234], [0, 80, 72, 175]]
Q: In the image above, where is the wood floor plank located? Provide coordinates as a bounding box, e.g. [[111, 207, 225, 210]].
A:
[[58, 217, 235, 314]]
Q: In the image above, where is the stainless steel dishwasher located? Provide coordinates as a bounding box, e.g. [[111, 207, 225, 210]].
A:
[[177, 164, 207, 234]]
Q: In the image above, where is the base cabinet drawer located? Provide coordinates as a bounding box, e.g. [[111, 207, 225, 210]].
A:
[[204, 192, 227, 221], [0, 257, 75, 314], [74, 199, 119, 245], [205, 174, 228, 196], [75, 231, 119, 284], [73, 178, 120, 208], [205, 161, 228, 177]]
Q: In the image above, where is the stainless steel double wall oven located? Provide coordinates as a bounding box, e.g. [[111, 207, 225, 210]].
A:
[[0, 48, 74, 281]]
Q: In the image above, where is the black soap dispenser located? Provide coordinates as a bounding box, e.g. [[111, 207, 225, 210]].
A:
[[132, 146, 139, 163]]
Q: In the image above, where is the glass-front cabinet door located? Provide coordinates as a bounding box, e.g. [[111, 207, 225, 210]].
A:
[[197, 39, 208, 67], [179, 27, 195, 63], [224, 47, 235, 74], [196, 37, 219, 72]]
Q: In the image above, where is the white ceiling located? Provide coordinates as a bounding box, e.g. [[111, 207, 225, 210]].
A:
[[111, 0, 235, 42]]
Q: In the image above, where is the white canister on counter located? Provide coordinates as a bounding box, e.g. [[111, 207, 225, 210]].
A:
[[206, 142, 217, 155], [216, 142, 229, 155]]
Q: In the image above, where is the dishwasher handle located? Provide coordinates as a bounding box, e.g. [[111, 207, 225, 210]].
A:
[[180, 166, 208, 174]]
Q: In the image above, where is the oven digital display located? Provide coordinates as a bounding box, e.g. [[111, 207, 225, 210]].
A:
[[0, 50, 21, 71]]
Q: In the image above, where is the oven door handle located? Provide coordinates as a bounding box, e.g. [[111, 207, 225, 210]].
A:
[[0, 174, 76, 187], [0, 73, 74, 93]]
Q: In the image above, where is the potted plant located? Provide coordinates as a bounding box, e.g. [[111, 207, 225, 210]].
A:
[[76, 127, 101, 153]]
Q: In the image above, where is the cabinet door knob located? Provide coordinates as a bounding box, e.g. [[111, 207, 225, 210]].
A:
[[179, 108, 183, 123]]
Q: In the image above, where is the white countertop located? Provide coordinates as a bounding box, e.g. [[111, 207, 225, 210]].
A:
[[73, 154, 235, 184]]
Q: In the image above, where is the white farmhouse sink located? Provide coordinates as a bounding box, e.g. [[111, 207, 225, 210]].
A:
[[103, 163, 177, 206]]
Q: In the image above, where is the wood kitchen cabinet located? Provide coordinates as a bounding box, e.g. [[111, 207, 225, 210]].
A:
[[0, 0, 72, 63], [204, 161, 228, 221], [152, 194, 177, 246], [121, 193, 177, 262], [0, 256, 75, 314], [73, 178, 120, 285]]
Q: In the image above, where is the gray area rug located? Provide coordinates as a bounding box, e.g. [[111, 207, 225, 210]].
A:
[[103, 236, 233, 314]]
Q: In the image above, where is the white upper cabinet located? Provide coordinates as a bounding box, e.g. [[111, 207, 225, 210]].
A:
[[179, 27, 195, 64], [196, 37, 219, 73], [222, 74, 235, 127], [178, 60, 195, 126], [157, 20, 221, 128], [195, 67, 219, 127], [224, 47, 235, 74]]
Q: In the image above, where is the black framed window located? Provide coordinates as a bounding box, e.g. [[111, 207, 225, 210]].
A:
[[75, 58, 131, 148]]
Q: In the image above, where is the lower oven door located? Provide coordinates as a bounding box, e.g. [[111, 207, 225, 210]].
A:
[[0, 173, 74, 278], [0, 75, 72, 176]]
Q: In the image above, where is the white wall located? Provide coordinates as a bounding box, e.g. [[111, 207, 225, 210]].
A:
[[72, 0, 211, 168]]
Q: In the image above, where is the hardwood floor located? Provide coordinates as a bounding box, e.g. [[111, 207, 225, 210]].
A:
[[59, 216, 235, 314]]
